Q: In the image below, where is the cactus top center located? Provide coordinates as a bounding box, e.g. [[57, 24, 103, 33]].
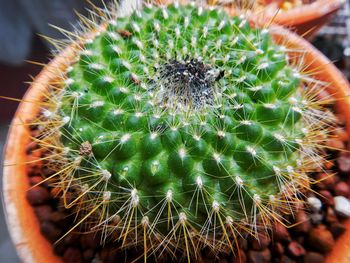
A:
[[155, 58, 223, 111]]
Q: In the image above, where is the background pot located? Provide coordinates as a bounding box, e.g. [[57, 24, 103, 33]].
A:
[[2, 25, 350, 263], [224, 0, 345, 39], [263, 0, 345, 39]]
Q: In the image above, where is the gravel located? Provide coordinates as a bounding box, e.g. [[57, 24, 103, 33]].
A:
[[334, 196, 350, 217], [307, 197, 322, 212]]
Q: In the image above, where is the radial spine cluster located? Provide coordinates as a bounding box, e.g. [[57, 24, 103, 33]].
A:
[[35, 1, 333, 260]]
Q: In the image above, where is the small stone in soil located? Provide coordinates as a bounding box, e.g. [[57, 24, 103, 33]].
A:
[[326, 138, 345, 150], [40, 221, 63, 243], [273, 222, 291, 242], [337, 154, 350, 172], [308, 225, 335, 254], [334, 196, 350, 217], [334, 182, 350, 197], [247, 249, 271, 263], [251, 233, 271, 251], [34, 205, 53, 222], [303, 252, 325, 263], [307, 197, 322, 212], [310, 212, 323, 224], [287, 241, 306, 257], [273, 242, 284, 256], [26, 186, 51, 205], [293, 210, 312, 233], [29, 176, 44, 186]]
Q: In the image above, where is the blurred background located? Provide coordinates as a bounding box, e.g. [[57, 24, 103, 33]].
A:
[[0, 0, 349, 262]]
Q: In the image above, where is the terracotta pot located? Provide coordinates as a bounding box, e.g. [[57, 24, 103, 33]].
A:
[[270, 0, 345, 39], [231, 0, 345, 39], [2, 47, 75, 263], [2, 22, 350, 263]]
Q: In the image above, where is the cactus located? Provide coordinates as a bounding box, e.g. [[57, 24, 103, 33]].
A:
[[33, 1, 333, 261]]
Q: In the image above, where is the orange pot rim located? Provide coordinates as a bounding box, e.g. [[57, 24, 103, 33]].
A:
[[2, 24, 350, 263], [271, 0, 346, 27]]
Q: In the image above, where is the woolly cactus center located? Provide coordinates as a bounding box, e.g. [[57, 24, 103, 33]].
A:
[[60, 3, 307, 236], [156, 58, 222, 110]]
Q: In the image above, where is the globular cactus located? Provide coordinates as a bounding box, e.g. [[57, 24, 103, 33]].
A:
[[34, 1, 333, 261]]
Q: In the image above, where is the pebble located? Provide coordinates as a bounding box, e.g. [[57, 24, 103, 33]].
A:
[[337, 154, 350, 172], [334, 182, 350, 197], [307, 197, 322, 212], [287, 241, 305, 257], [26, 186, 51, 205], [303, 252, 325, 263], [49, 211, 71, 228], [326, 138, 344, 151], [293, 210, 312, 233], [251, 233, 271, 251], [29, 176, 44, 186], [49, 211, 67, 223], [273, 222, 291, 242], [63, 248, 83, 263], [34, 205, 53, 222], [40, 221, 63, 243], [273, 242, 284, 256], [310, 212, 323, 224], [308, 225, 335, 253], [334, 196, 350, 217], [247, 249, 271, 263]]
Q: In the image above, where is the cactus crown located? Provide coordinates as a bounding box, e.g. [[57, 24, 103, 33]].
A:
[[34, 1, 333, 261]]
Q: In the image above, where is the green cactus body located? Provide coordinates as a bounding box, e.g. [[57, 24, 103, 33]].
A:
[[38, 1, 331, 259]]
